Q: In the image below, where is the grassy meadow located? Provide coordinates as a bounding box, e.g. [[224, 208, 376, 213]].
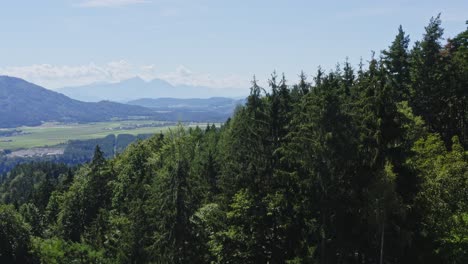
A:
[[0, 121, 212, 150]]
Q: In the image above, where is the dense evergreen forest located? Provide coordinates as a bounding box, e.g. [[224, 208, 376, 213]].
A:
[[0, 16, 466, 263]]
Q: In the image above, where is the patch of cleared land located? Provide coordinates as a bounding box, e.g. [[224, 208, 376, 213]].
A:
[[0, 121, 214, 150], [7, 147, 65, 158]]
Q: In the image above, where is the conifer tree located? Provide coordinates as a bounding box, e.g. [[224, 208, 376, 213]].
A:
[[383, 26, 411, 101]]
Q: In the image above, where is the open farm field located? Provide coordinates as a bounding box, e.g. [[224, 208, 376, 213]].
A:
[[0, 121, 213, 150]]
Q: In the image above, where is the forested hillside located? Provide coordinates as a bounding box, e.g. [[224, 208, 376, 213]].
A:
[[0, 76, 156, 128], [0, 16, 466, 263]]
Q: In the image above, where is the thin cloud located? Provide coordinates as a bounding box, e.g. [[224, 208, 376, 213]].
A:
[[78, 0, 151, 8], [0, 61, 135, 88], [158, 65, 247, 90], [0, 61, 248, 90]]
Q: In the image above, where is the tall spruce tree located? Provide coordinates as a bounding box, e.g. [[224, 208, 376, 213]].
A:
[[383, 25, 411, 102]]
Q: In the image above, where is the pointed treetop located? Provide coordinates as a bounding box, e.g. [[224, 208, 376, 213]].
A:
[[422, 14, 444, 50], [314, 66, 324, 87], [269, 71, 279, 95], [293, 71, 309, 95], [91, 145, 105, 168]]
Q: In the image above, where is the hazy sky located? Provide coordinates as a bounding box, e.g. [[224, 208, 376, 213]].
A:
[[0, 0, 466, 93]]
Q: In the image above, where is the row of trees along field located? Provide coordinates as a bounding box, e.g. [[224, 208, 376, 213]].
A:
[[0, 16, 467, 264]]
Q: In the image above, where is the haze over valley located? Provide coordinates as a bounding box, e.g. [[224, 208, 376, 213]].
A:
[[58, 77, 246, 102]]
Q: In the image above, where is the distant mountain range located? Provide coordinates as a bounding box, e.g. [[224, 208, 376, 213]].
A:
[[0, 76, 244, 128], [128, 97, 245, 111], [0, 76, 157, 128], [127, 97, 245, 122], [58, 77, 247, 102]]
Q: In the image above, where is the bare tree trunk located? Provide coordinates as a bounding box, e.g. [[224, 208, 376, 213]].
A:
[[320, 211, 327, 264], [321, 224, 326, 264], [379, 214, 385, 264]]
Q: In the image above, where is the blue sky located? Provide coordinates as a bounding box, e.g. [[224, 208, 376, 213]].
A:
[[0, 0, 466, 93]]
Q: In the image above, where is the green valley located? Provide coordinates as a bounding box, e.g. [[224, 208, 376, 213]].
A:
[[0, 121, 215, 150]]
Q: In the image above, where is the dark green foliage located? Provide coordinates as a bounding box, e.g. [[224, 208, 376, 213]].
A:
[[0, 16, 466, 264], [0, 162, 71, 209], [58, 147, 113, 242], [409, 15, 468, 147], [382, 25, 411, 102], [0, 204, 33, 263]]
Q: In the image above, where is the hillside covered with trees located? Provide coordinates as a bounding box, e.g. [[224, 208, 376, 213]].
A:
[[0, 16, 466, 263], [0, 76, 157, 128]]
